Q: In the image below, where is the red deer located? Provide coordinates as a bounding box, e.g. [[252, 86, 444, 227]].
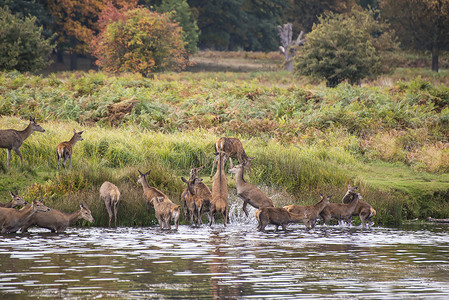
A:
[[210, 151, 229, 226], [137, 170, 180, 230], [0, 117, 45, 167], [56, 129, 84, 171], [319, 185, 361, 226], [0, 199, 50, 233], [20, 201, 94, 233], [210, 137, 249, 178], [0, 190, 26, 208], [284, 193, 331, 229], [255, 207, 308, 232], [181, 176, 212, 226], [181, 166, 208, 224], [342, 184, 376, 228], [228, 159, 274, 217], [100, 181, 121, 227]]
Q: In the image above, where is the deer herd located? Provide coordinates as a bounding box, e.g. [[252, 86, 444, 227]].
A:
[[0, 118, 376, 234]]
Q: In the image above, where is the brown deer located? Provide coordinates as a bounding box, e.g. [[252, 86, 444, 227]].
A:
[[210, 137, 249, 178], [180, 166, 209, 224], [56, 129, 84, 171], [319, 185, 361, 226], [342, 184, 377, 228], [137, 170, 180, 230], [0, 117, 45, 168], [0, 190, 27, 208], [20, 201, 94, 233], [284, 193, 331, 229], [181, 176, 212, 226], [0, 199, 50, 233], [228, 159, 274, 217], [100, 181, 121, 227], [210, 151, 229, 226], [255, 207, 308, 232]]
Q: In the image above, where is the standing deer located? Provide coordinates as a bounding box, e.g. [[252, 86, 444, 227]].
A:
[[137, 170, 180, 230], [228, 159, 274, 217], [0, 199, 50, 233], [255, 207, 308, 232], [284, 193, 331, 230], [0, 190, 26, 208], [210, 151, 229, 226], [100, 181, 121, 227], [210, 137, 249, 178], [342, 184, 376, 228], [319, 186, 361, 226], [0, 117, 45, 168], [56, 129, 84, 171], [180, 166, 205, 223], [181, 176, 212, 226], [20, 201, 94, 233]]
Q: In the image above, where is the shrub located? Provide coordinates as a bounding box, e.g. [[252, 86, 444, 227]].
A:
[[295, 9, 397, 87], [0, 7, 55, 72], [90, 4, 189, 76]]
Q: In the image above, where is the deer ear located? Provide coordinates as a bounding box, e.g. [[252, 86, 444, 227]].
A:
[[79, 130, 84, 134], [145, 170, 151, 176], [197, 166, 204, 172], [138, 170, 143, 176], [181, 177, 188, 183], [9, 191, 14, 197], [319, 192, 323, 198]]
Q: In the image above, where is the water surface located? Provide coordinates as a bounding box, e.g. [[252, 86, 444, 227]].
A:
[[0, 216, 448, 299]]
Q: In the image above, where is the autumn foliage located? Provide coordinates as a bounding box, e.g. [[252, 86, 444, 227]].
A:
[[90, 4, 189, 76]]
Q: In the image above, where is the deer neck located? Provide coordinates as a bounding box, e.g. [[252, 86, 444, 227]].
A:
[[347, 194, 359, 211], [1, 200, 13, 208], [17, 123, 34, 142], [68, 135, 79, 147], [18, 203, 35, 219], [314, 198, 328, 214], [234, 168, 246, 188], [67, 210, 82, 225], [140, 177, 151, 191]]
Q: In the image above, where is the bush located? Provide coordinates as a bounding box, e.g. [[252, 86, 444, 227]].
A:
[[295, 9, 397, 87], [90, 4, 189, 76], [0, 7, 55, 72]]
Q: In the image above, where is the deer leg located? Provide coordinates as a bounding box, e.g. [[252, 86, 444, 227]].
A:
[[228, 156, 235, 178], [223, 208, 228, 227], [210, 155, 218, 178], [105, 197, 113, 227], [69, 156, 72, 171], [114, 202, 119, 227], [6, 149, 11, 168], [13, 148, 23, 166], [209, 208, 215, 226], [242, 201, 249, 217]]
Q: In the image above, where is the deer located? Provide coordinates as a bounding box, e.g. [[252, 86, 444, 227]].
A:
[[180, 166, 211, 224], [0, 199, 50, 233], [0, 190, 27, 208], [228, 159, 274, 217], [100, 181, 121, 227], [137, 170, 180, 230], [284, 193, 331, 230], [255, 207, 309, 232], [20, 201, 94, 233], [56, 129, 84, 171], [210, 137, 250, 178], [210, 151, 229, 226], [181, 176, 212, 226], [319, 185, 361, 226], [0, 117, 45, 168], [342, 184, 377, 229]]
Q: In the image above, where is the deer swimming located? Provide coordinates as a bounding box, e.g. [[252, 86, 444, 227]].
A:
[[137, 170, 180, 230], [56, 129, 84, 171], [0, 117, 45, 168], [0, 199, 50, 233], [228, 159, 274, 217], [342, 184, 376, 228], [210, 137, 249, 178], [0, 190, 26, 208], [319, 185, 361, 226], [100, 181, 121, 227], [20, 201, 94, 233], [210, 151, 229, 226], [284, 193, 331, 230]]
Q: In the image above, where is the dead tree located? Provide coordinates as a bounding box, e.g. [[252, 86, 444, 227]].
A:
[[278, 23, 306, 71]]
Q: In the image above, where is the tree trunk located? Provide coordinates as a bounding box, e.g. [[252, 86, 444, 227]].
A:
[[57, 50, 64, 63], [70, 53, 78, 71], [432, 45, 439, 72]]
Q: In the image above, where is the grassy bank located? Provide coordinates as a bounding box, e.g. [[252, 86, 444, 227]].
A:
[[1, 68, 449, 227]]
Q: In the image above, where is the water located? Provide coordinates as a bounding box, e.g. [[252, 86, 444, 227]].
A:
[[1, 208, 449, 299]]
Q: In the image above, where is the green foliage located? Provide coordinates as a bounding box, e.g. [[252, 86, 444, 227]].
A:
[[156, 0, 199, 54], [0, 7, 55, 72], [90, 5, 188, 76], [295, 9, 397, 87]]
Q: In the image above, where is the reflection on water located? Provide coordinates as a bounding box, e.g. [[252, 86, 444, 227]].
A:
[[0, 218, 448, 299]]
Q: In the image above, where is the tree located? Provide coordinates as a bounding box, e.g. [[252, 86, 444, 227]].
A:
[[89, 4, 188, 76], [155, 0, 200, 54], [295, 9, 397, 87], [380, 0, 449, 72], [0, 7, 55, 72]]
